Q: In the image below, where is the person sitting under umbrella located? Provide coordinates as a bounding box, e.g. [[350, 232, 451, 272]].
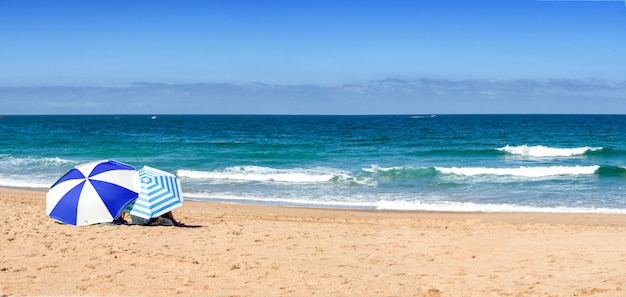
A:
[[118, 210, 186, 227], [124, 165, 186, 226]]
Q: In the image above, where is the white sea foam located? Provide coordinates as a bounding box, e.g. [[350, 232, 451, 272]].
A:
[[177, 166, 361, 184], [185, 192, 380, 209], [362, 165, 400, 173], [362, 164, 433, 175], [497, 145, 602, 157], [374, 200, 626, 214], [435, 165, 600, 177], [0, 175, 53, 189], [365, 164, 600, 178], [184, 192, 626, 214], [0, 154, 75, 167], [0, 155, 75, 189]]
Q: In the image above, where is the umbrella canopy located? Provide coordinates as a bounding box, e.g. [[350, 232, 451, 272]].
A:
[[46, 160, 140, 226], [128, 165, 183, 219]]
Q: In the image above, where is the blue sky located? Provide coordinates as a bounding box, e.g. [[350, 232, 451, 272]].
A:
[[1, 0, 625, 114]]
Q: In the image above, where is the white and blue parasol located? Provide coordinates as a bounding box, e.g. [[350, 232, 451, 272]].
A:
[[46, 160, 140, 226], [128, 165, 183, 219]]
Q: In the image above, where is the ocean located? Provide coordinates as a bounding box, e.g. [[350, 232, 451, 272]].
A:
[[1, 114, 625, 213]]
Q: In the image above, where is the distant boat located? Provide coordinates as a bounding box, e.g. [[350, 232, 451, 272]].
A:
[[151, 116, 157, 120]]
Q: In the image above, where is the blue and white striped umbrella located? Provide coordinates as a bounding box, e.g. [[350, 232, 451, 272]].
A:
[[128, 165, 183, 219], [46, 160, 140, 226]]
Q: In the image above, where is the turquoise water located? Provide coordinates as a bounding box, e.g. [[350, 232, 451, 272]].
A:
[[1, 114, 626, 213]]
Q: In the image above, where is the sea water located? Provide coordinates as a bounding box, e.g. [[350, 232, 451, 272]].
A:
[[1, 114, 625, 213]]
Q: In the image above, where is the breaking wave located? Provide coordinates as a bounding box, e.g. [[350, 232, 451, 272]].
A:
[[497, 145, 602, 157], [364, 164, 617, 179], [435, 165, 600, 178], [177, 166, 370, 184]]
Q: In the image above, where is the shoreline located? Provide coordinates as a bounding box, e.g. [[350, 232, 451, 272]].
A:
[[14, 185, 626, 216], [2, 187, 626, 296]]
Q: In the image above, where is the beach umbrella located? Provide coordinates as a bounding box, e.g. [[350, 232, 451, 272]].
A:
[[46, 160, 140, 226], [128, 165, 183, 219]]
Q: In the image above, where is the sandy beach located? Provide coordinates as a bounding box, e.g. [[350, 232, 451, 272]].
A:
[[1, 188, 626, 297]]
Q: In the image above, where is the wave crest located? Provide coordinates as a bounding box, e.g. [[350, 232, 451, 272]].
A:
[[177, 166, 367, 184], [435, 165, 600, 178], [362, 165, 437, 178], [497, 145, 602, 157], [0, 154, 74, 167]]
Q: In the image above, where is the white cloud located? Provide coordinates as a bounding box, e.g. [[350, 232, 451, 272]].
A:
[[1, 78, 625, 114]]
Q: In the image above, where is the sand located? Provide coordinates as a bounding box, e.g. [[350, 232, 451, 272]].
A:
[[1, 188, 626, 297]]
